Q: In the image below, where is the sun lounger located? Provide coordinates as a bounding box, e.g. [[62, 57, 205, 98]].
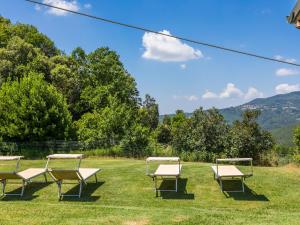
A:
[[0, 156, 47, 197], [46, 154, 101, 199], [211, 158, 253, 192], [146, 157, 182, 196]]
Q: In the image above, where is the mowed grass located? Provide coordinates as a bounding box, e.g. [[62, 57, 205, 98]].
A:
[[0, 158, 300, 225]]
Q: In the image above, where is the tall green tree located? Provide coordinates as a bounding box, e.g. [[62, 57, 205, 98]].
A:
[[172, 108, 229, 154], [230, 110, 274, 160], [75, 97, 137, 146], [0, 73, 72, 141], [0, 36, 51, 85], [140, 94, 159, 130]]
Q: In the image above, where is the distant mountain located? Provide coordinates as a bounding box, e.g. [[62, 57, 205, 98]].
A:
[[219, 91, 300, 130], [160, 91, 300, 146]]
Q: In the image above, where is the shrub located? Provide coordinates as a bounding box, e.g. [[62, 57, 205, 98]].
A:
[[120, 124, 151, 157], [0, 73, 72, 141]]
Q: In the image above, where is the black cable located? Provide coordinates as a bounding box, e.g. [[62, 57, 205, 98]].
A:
[[25, 0, 300, 67]]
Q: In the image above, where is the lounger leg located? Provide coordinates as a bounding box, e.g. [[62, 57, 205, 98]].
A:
[[95, 174, 98, 183], [1, 179, 6, 196], [175, 177, 178, 192], [242, 178, 245, 193], [154, 176, 158, 197], [79, 181, 83, 198], [220, 179, 223, 192], [44, 173, 48, 183], [57, 180, 62, 199], [20, 180, 26, 197]]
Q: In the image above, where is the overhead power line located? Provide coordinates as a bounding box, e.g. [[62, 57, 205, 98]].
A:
[[25, 0, 300, 67]]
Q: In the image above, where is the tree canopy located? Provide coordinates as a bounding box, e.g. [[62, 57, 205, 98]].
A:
[[0, 16, 275, 162]]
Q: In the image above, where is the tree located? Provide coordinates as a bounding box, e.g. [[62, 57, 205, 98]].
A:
[[0, 17, 58, 57], [155, 124, 172, 144], [75, 97, 136, 146], [230, 110, 274, 161], [140, 94, 159, 130], [120, 123, 151, 157], [49, 55, 82, 120], [0, 36, 51, 85], [294, 126, 300, 150], [172, 108, 229, 154], [0, 73, 72, 141]]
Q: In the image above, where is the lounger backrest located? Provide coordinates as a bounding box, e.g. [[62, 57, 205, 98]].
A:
[[48, 170, 81, 181]]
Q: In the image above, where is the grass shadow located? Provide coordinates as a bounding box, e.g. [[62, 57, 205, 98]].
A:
[[60, 181, 104, 202], [219, 180, 269, 201], [1, 182, 51, 201], [159, 178, 194, 200]]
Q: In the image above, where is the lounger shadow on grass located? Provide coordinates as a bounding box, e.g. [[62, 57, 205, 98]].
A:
[[219, 180, 269, 201], [59, 181, 105, 202], [1, 182, 51, 201], [159, 178, 194, 200]]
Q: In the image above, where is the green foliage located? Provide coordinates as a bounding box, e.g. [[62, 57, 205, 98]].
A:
[[0, 73, 72, 141], [155, 124, 172, 144], [0, 36, 51, 85], [120, 123, 151, 157], [294, 126, 300, 150], [172, 108, 229, 154], [230, 110, 274, 162], [79, 47, 139, 112], [0, 17, 58, 56], [140, 94, 159, 130], [0, 16, 279, 164], [293, 154, 300, 165], [75, 97, 136, 147]]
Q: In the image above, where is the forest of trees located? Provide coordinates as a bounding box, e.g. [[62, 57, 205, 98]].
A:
[[1, 16, 298, 163]]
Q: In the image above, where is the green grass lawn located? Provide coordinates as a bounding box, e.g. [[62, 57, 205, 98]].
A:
[[0, 158, 300, 225]]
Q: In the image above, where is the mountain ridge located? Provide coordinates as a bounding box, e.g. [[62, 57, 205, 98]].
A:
[[160, 91, 300, 145]]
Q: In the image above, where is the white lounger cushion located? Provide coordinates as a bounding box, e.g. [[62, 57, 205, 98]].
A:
[[18, 168, 46, 180], [211, 165, 244, 177], [78, 168, 100, 180], [154, 164, 182, 176]]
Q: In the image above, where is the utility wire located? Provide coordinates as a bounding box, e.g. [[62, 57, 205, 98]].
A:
[[25, 0, 300, 67]]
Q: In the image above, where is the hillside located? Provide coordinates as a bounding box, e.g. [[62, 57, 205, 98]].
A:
[[160, 91, 300, 146], [219, 91, 300, 130]]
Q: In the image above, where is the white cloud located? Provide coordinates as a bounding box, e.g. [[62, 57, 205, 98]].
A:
[[244, 87, 263, 100], [180, 64, 186, 70], [202, 84, 263, 100], [201, 90, 218, 99], [173, 95, 199, 101], [83, 3, 92, 9], [185, 95, 198, 101], [41, 0, 79, 16], [275, 68, 299, 76], [142, 30, 203, 62], [274, 55, 297, 64], [220, 83, 243, 99], [275, 83, 300, 94]]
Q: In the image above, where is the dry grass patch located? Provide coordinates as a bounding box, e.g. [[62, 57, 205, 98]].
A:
[[123, 218, 149, 225]]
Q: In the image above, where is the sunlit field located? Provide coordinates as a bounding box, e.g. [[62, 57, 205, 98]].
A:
[[0, 158, 300, 225]]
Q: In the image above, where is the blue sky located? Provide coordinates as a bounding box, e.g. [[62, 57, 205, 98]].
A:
[[1, 0, 300, 114]]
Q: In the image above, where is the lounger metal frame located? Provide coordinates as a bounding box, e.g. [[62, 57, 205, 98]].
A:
[[46, 154, 99, 199], [0, 156, 47, 197], [146, 157, 181, 196], [212, 158, 253, 193]]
